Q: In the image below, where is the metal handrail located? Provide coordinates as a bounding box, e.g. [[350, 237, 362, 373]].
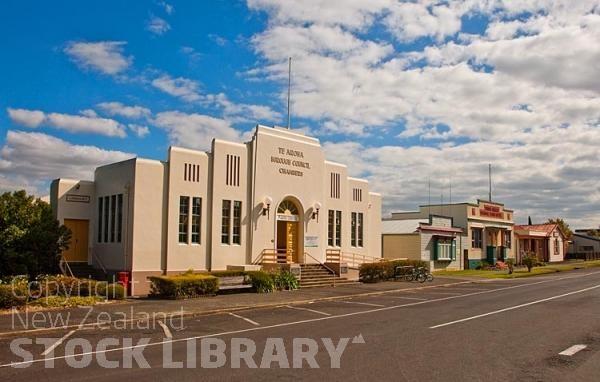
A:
[[252, 249, 278, 265], [304, 252, 336, 287], [92, 249, 108, 276], [59, 254, 74, 278], [341, 252, 388, 268]]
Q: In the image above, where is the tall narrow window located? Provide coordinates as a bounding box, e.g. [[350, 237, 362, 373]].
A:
[[232, 201, 242, 245], [504, 230, 512, 248], [117, 194, 123, 243], [97, 197, 103, 242], [472, 228, 482, 248], [191, 197, 201, 244], [110, 195, 116, 242], [179, 196, 189, 243], [357, 212, 363, 247], [328, 210, 334, 246], [103, 196, 109, 242], [335, 210, 342, 247], [351, 212, 357, 247], [221, 200, 231, 244]]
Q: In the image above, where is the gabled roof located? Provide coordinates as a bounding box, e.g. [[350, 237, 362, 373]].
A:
[[382, 219, 427, 234], [514, 223, 564, 238]]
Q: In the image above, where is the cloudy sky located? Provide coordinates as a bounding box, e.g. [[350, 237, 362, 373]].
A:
[[1, 1, 599, 228]]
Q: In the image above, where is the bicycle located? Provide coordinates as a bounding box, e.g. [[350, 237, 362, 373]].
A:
[[415, 267, 434, 283]]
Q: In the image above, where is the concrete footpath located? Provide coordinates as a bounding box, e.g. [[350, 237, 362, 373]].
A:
[[0, 276, 486, 335]]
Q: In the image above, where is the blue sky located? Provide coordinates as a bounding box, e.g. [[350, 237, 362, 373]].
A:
[[1, 1, 600, 228]]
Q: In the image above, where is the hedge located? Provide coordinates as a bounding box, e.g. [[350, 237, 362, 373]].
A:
[[37, 275, 100, 297], [148, 274, 219, 299], [96, 283, 126, 300], [246, 270, 299, 293], [359, 259, 428, 283], [0, 285, 27, 309]]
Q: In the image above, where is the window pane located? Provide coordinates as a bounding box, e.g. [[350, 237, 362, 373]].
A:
[[110, 195, 116, 242], [335, 210, 342, 247], [357, 212, 363, 247], [232, 201, 242, 245], [351, 212, 357, 247], [117, 194, 123, 243], [471, 228, 482, 248], [103, 196, 109, 242], [97, 197, 103, 243], [328, 210, 334, 246], [221, 200, 231, 244], [179, 196, 189, 243], [191, 197, 201, 244]]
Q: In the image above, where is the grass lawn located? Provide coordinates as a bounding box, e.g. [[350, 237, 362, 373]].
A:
[[433, 260, 600, 279]]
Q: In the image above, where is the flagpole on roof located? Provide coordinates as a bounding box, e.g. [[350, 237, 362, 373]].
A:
[[287, 57, 291, 129], [488, 163, 492, 202]]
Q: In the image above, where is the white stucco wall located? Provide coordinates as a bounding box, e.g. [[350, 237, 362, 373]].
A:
[[129, 159, 167, 272], [210, 139, 249, 270], [165, 147, 210, 272]]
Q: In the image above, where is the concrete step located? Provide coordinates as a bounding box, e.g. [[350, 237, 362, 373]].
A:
[[299, 278, 358, 288]]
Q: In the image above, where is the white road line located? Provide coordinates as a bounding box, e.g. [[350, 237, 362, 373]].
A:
[[559, 344, 587, 356], [228, 312, 260, 326], [41, 329, 76, 356], [285, 305, 331, 316], [430, 284, 600, 329], [338, 300, 385, 307], [439, 287, 491, 292], [6, 277, 600, 369], [157, 320, 173, 338], [420, 291, 462, 295], [387, 296, 428, 301]]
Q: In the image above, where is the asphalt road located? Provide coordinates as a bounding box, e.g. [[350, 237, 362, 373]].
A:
[[1, 269, 599, 381]]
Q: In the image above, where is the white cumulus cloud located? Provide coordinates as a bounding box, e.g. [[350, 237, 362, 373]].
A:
[[64, 41, 132, 75]]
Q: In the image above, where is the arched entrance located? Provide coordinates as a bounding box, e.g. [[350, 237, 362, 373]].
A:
[[276, 199, 302, 263]]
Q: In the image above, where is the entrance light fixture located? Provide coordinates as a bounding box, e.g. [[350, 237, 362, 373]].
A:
[[312, 202, 321, 221], [262, 196, 273, 218]]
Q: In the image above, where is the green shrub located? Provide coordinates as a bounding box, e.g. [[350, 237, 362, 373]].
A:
[[359, 260, 428, 283], [246, 271, 276, 293], [0, 284, 27, 309], [30, 295, 103, 308], [505, 258, 515, 274], [209, 270, 247, 278], [522, 254, 537, 272], [359, 262, 385, 283], [37, 275, 99, 297], [476, 260, 490, 270], [96, 283, 126, 300], [149, 274, 219, 299], [273, 270, 299, 291]]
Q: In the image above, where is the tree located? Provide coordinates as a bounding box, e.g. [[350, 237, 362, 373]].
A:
[[587, 229, 600, 238], [522, 254, 537, 272], [0, 190, 71, 277], [546, 218, 573, 240]]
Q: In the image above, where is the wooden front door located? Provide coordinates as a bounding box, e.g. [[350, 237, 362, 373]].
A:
[[63, 219, 89, 262], [277, 221, 299, 263]]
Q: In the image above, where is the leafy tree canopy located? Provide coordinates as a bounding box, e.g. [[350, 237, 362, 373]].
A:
[[0, 190, 71, 277], [546, 218, 573, 240]]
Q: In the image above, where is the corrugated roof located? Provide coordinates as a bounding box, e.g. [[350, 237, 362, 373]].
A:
[[382, 219, 427, 234], [514, 223, 558, 235]]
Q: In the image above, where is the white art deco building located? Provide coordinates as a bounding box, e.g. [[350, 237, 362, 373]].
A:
[[51, 125, 382, 294]]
